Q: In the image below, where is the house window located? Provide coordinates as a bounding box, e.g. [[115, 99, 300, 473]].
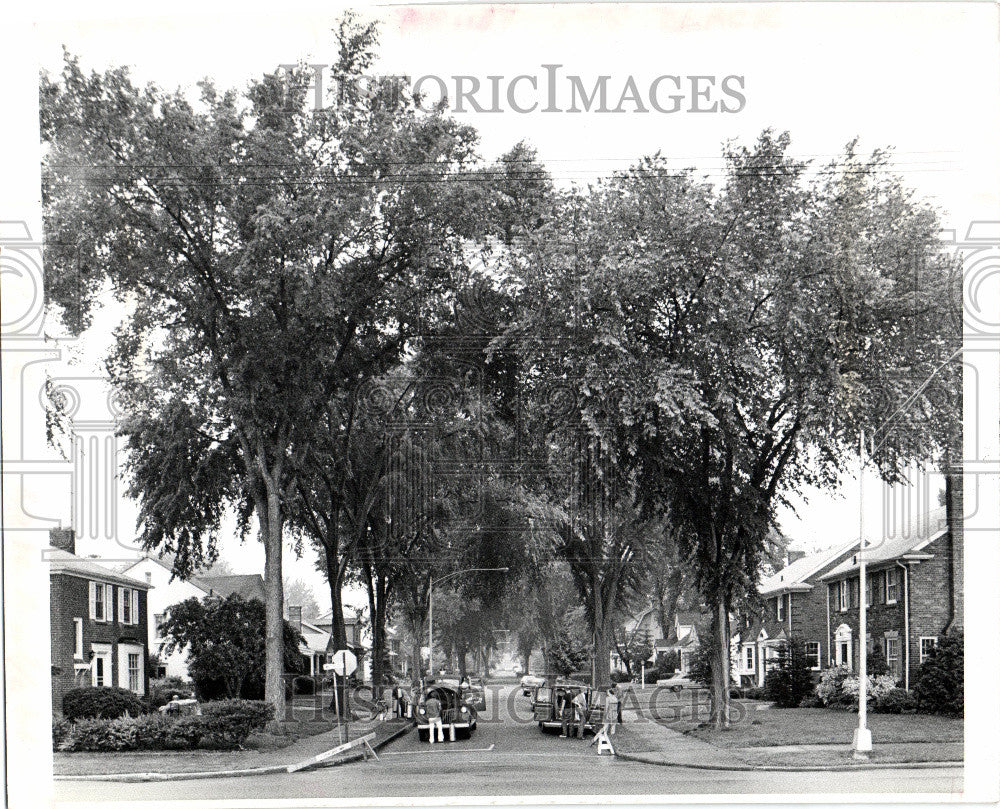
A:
[[117, 643, 145, 694], [804, 642, 821, 670], [776, 596, 784, 621], [919, 636, 938, 664], [885, 569, 899, 604], [885, 636, 901, 680], [128, 653, 141, 692], [90, 582, 111, 622], [73, 618, 83, 660], [838, 581, 849, 612], [744, 645, 755, 672], [118, 588, 139, 625], [154, 614, 165, 638], [90, 644, 112, 687]]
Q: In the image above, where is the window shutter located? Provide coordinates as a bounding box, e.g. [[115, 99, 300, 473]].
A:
[[104, 585, 112, 622], [89, 582, 97, 620], [132, 590, 139, 625], [117, 587, 124, 623]]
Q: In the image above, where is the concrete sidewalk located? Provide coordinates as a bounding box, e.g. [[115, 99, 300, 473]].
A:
[[54, 718, 412, 782], [612, 712, 962, 772]]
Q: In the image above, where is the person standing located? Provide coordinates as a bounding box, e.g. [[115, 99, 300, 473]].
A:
[[424, 692, 445, 743], [559, 691, 574, 738], [603, 687, 619, 736], [572, 689, 588, 739]]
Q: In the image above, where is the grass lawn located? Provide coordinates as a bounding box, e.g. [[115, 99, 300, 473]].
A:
[[688, 706, 963, 748]]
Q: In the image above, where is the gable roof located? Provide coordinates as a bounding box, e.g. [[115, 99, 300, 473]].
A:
[[48, 548, 152, 590], [820, 507, 948, 581], [758, 540, 859, 596], [192, 573, 266, 601]]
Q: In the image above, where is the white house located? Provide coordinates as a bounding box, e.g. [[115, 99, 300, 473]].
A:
[[121, 555, 209, 680]]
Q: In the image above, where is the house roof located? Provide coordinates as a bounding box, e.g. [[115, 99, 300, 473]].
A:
[[48, 548, 153, 590], [298, 619, 332, 656], [820, 507, 948, 581], [192, 573, 266, 601], [758, 539, 859, 596]]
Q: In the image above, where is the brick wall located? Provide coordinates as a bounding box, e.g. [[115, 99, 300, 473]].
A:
[[50, 574, 150, 714], [788, 587, 830, 670]]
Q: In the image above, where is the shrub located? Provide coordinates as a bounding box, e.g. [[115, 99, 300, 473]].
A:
[[799, 694, 822, 708], [742, 686, 766, 701], [687, 644, 714, 687], [815, 666, 850, 707], [59, 716, 138, 752], [52, 717, 72, 750], [873, 687, 918, 714], [763, 643, 814, 708], [914, 632, 963, 715], [609, 670, 632, 684], [62, 686, 145, 721], [842, 673, 897, 704], [148, 677, 195, 710], [198, 700, 274, 748]]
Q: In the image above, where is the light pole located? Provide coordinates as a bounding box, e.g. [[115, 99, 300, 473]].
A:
[[428, 567, 509, 678], [853, 346, 962, 759]]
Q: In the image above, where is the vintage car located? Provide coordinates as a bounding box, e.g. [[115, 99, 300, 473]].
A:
[[414, 682, 478, 741], [530, 681, 604, 735], [656, 674, 698, 693], [519, 673, 545, 696]]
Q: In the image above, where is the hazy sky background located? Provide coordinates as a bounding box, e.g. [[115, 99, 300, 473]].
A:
[[27, 1, 998, 606]]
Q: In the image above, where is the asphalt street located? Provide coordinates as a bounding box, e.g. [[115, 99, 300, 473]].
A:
[[53, 685, 964, 803]]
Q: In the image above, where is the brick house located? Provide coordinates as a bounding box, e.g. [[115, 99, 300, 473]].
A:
[[49, 529, 152, 713], [819, 501, 962, 690], [732, 541, 859, 687]]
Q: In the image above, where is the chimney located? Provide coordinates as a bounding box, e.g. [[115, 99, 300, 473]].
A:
[[49, 527, 76, 555], [787, 550, 806, 565], [288, 605, 303, 634]]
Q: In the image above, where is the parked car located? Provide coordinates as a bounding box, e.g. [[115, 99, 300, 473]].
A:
[[414, 682, 478, 741], [520, 673, 545, 696], [657, 673, 698, 693], [530, 681, 604, 735]]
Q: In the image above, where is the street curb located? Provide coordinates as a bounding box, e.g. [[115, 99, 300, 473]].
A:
[[614, 750, 964, 772], [53, 722, 414, 783]]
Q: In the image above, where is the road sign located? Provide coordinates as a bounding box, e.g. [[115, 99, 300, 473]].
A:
[[330, 648, 357, 676], [322, 663, 336, 672]]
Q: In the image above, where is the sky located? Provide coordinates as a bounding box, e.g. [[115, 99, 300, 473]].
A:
[[19, 0, 999, 602]]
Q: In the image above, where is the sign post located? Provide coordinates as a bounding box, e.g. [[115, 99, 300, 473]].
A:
[[328, 650, 358, 744]]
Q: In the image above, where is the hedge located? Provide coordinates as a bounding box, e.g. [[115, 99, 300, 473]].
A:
[[56, 699, 274, 752], [62, 686, 146, 720]]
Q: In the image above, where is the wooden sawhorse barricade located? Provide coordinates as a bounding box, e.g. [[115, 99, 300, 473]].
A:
[[286, 731, 379, 773], [590, 727, 616, 756]]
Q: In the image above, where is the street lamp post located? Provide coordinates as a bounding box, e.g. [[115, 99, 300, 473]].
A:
[[853, 346, 962, 758], [428, 567, 509, 677]]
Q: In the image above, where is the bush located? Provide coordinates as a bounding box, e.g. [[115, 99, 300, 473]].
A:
[[54, 700, 274, 752], [914, 633, 963, 715], [842, 673, 897, 706], [62, 686, 145, 720], [815, 666, 851, 707], [198, 700, 274, 748], [873, 687, 918, 714], [52, 717, 72, 750], [148, 677, 196, 710], [742, 686, 766, 701], [687, 644, 714, 687], [799, 694, 822, 708], [763, 643, 814, 708], [609, 670, 632, 684]]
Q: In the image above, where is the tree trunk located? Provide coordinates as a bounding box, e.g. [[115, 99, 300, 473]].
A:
[[324, 549, 349, 716], [262, 485, 286, 720], [592, 603, 612, 689], [712, 596, 731, 729]]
